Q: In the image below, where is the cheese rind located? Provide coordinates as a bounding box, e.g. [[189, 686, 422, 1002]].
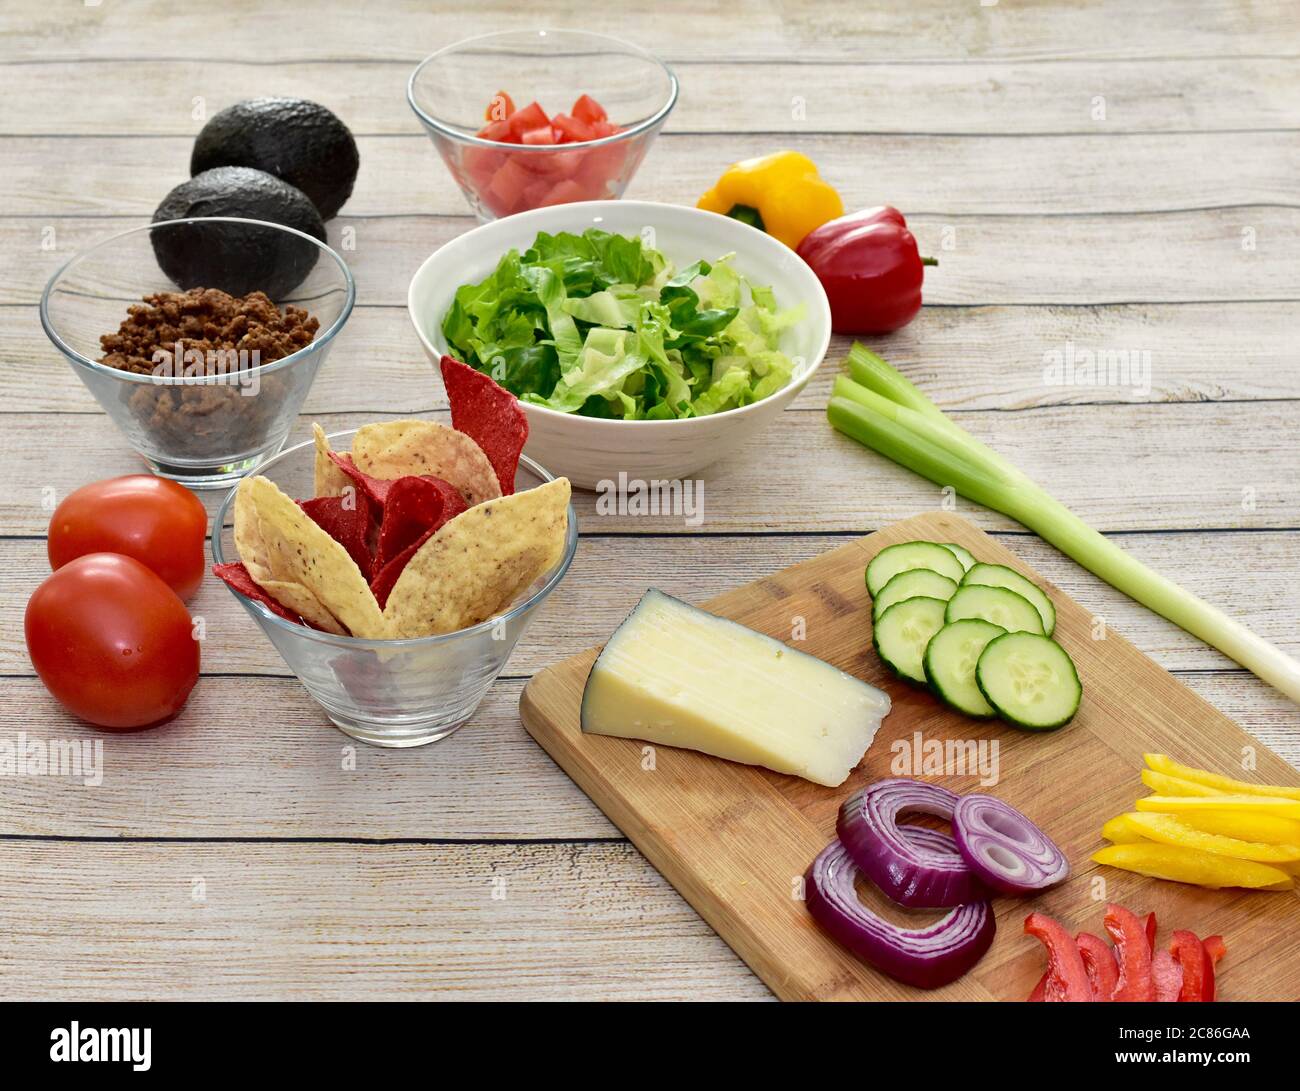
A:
[[580, 590, 891, 786]]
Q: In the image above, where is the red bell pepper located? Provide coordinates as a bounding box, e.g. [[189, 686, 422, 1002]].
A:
[[1202, 934, 1226, 1001], [1024, 913, 1092, 1002], [1027, 970, 1048, 1002], [1151, 949, 1184, 1002], [1104, 904, 1156, 1001], [1076, 932, 1119, 1001], [1168, 930, 1210, 1001], [1144, 911, 1157, 952], [795, 205, 935, 334]]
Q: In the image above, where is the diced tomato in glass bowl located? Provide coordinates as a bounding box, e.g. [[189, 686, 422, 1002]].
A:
[[408, 30, 677, 220]]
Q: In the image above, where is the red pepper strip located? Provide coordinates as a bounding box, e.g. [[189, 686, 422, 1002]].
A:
[[1151, 950, 1184, 1002], [795, 206, 935, 334], [1202, 934, 1226, 1002], [1076, 932, 1119, 1001], [1027, 971, 1049, 1002], [1144, 911, 1157, 952], [1024, 913, 1092, 1002], [1104, 904, 1156, 1001], [1168, 930, 1208, 1002]]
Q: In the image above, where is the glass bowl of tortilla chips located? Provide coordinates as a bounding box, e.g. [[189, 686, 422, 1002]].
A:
[[211, 367, 576, 746]]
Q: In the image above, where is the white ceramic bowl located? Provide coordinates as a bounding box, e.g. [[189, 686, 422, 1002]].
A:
[[407, 200, 831, 489]]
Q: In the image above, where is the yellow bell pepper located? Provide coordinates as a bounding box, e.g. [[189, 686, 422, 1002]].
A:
[[1120, 811, 1300, 863], [1093, 843, 1294, 890], [1137, 794, 1300, 820], [697, 150, 843, 249], [1177, 809, 1300, 845], [1101, 814, 1146, 843], [1144, 753, 1300, 800], [1141, 768, 1226, 797]]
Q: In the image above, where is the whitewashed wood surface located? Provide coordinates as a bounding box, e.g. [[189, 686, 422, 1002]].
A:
[[1, 0, 1297, 1001]]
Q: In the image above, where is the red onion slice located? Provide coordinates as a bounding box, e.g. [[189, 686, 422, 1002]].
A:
[[805, 838, 995, 990], [952, 793, 1069, 896], [837, 778, 989, 908]]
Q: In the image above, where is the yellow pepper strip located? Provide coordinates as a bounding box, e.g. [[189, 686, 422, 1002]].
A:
[[1177, 809, 1300, 845], [1144, 753, 1300, 800], [697, 150, 844, 249], [1101, 814, 1147, 843], [1121, 811, 1300, 863], [1136, 794, 1300, 820], [1093, 843, 1294, 890], [1141, 768, 1226, 797]]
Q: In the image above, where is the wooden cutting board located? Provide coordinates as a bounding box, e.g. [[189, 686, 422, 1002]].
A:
[[520, 513, 1300, 1001]]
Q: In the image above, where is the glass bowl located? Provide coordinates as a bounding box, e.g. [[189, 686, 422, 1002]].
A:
[[211, 429, 579, 747], [40, 217, 355, 489], [408, 28, 677, 220]]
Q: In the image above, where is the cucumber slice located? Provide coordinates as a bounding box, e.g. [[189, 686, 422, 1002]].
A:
[[865, 541, 966, 596], [872, 597, 948, 685], [872, 569, 959, 621], [940, 542, 977, 572], [945, 584, 1045, 635], [961, 562, 1056, 636], [923, 619, 1006, 718], [976, 632, 1082, 731]]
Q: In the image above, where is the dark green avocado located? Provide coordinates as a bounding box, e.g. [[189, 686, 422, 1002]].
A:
[[191, 98, 359, 220], [151, 166, 326, 298]]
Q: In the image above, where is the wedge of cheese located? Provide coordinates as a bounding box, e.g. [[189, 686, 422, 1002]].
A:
[[580, 590, 891, 786]]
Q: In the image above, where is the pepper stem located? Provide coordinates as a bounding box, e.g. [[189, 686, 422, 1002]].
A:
[[921, 256, 939, 267], [726, 204, 765, 233]]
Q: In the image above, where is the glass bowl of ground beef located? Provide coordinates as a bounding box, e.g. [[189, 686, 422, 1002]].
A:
[[40, 217, 355, 488]]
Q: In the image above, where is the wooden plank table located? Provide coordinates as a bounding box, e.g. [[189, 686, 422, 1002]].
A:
[[2, 0, 1297, 1000]]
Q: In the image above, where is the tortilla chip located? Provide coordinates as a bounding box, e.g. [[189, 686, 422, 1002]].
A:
[[440, 355, 528, 495], [238, 476, 387, 638], [313, 423, 354, 498], [382, 477, 571, 638], [300, 491, 376, 580], [373, 474, 466, 571], [213, 562, 309, 626], [233, 475, 347, 633], [351, 419, 501, 507]]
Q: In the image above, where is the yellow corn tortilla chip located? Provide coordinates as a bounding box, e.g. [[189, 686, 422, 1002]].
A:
[[237, 475, 387, 638], [382, 478, 571, 638], [312, 423, 354, 498], [255, 576, 349, 636], [232, 476, 346, 634], [351, 419, 501, 506]]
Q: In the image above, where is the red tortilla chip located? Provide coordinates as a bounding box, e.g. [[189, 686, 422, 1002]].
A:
[[212, 561, 323, 629], [299, 491, 377, 580], [440, 354, 528, 495], [374, 474, 467, 571], [326, 451, 399, 508], [368, 475, 467, 609], [370, 531, 434, 611]]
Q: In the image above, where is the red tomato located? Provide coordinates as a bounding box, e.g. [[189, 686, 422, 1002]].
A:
[[505, 101, 549, 139], [486, 154, 536, 213], [571, 93, 608, 125], [551, 113, 596, 143], [476, 118, 515, 144], [48, 475, 207, 600], [25, 553, 200, 730], [484, 90, 514, 122], [520, 124, 557, 146], [537, 178, 592, 207]]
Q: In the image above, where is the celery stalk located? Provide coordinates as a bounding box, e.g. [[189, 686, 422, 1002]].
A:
[[828, 346, 1300, 703], [846, 344, 948, 423], [845, 345, 1029, 474]]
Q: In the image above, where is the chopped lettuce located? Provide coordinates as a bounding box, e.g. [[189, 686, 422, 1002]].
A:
[[441, 228, 804, 420]]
